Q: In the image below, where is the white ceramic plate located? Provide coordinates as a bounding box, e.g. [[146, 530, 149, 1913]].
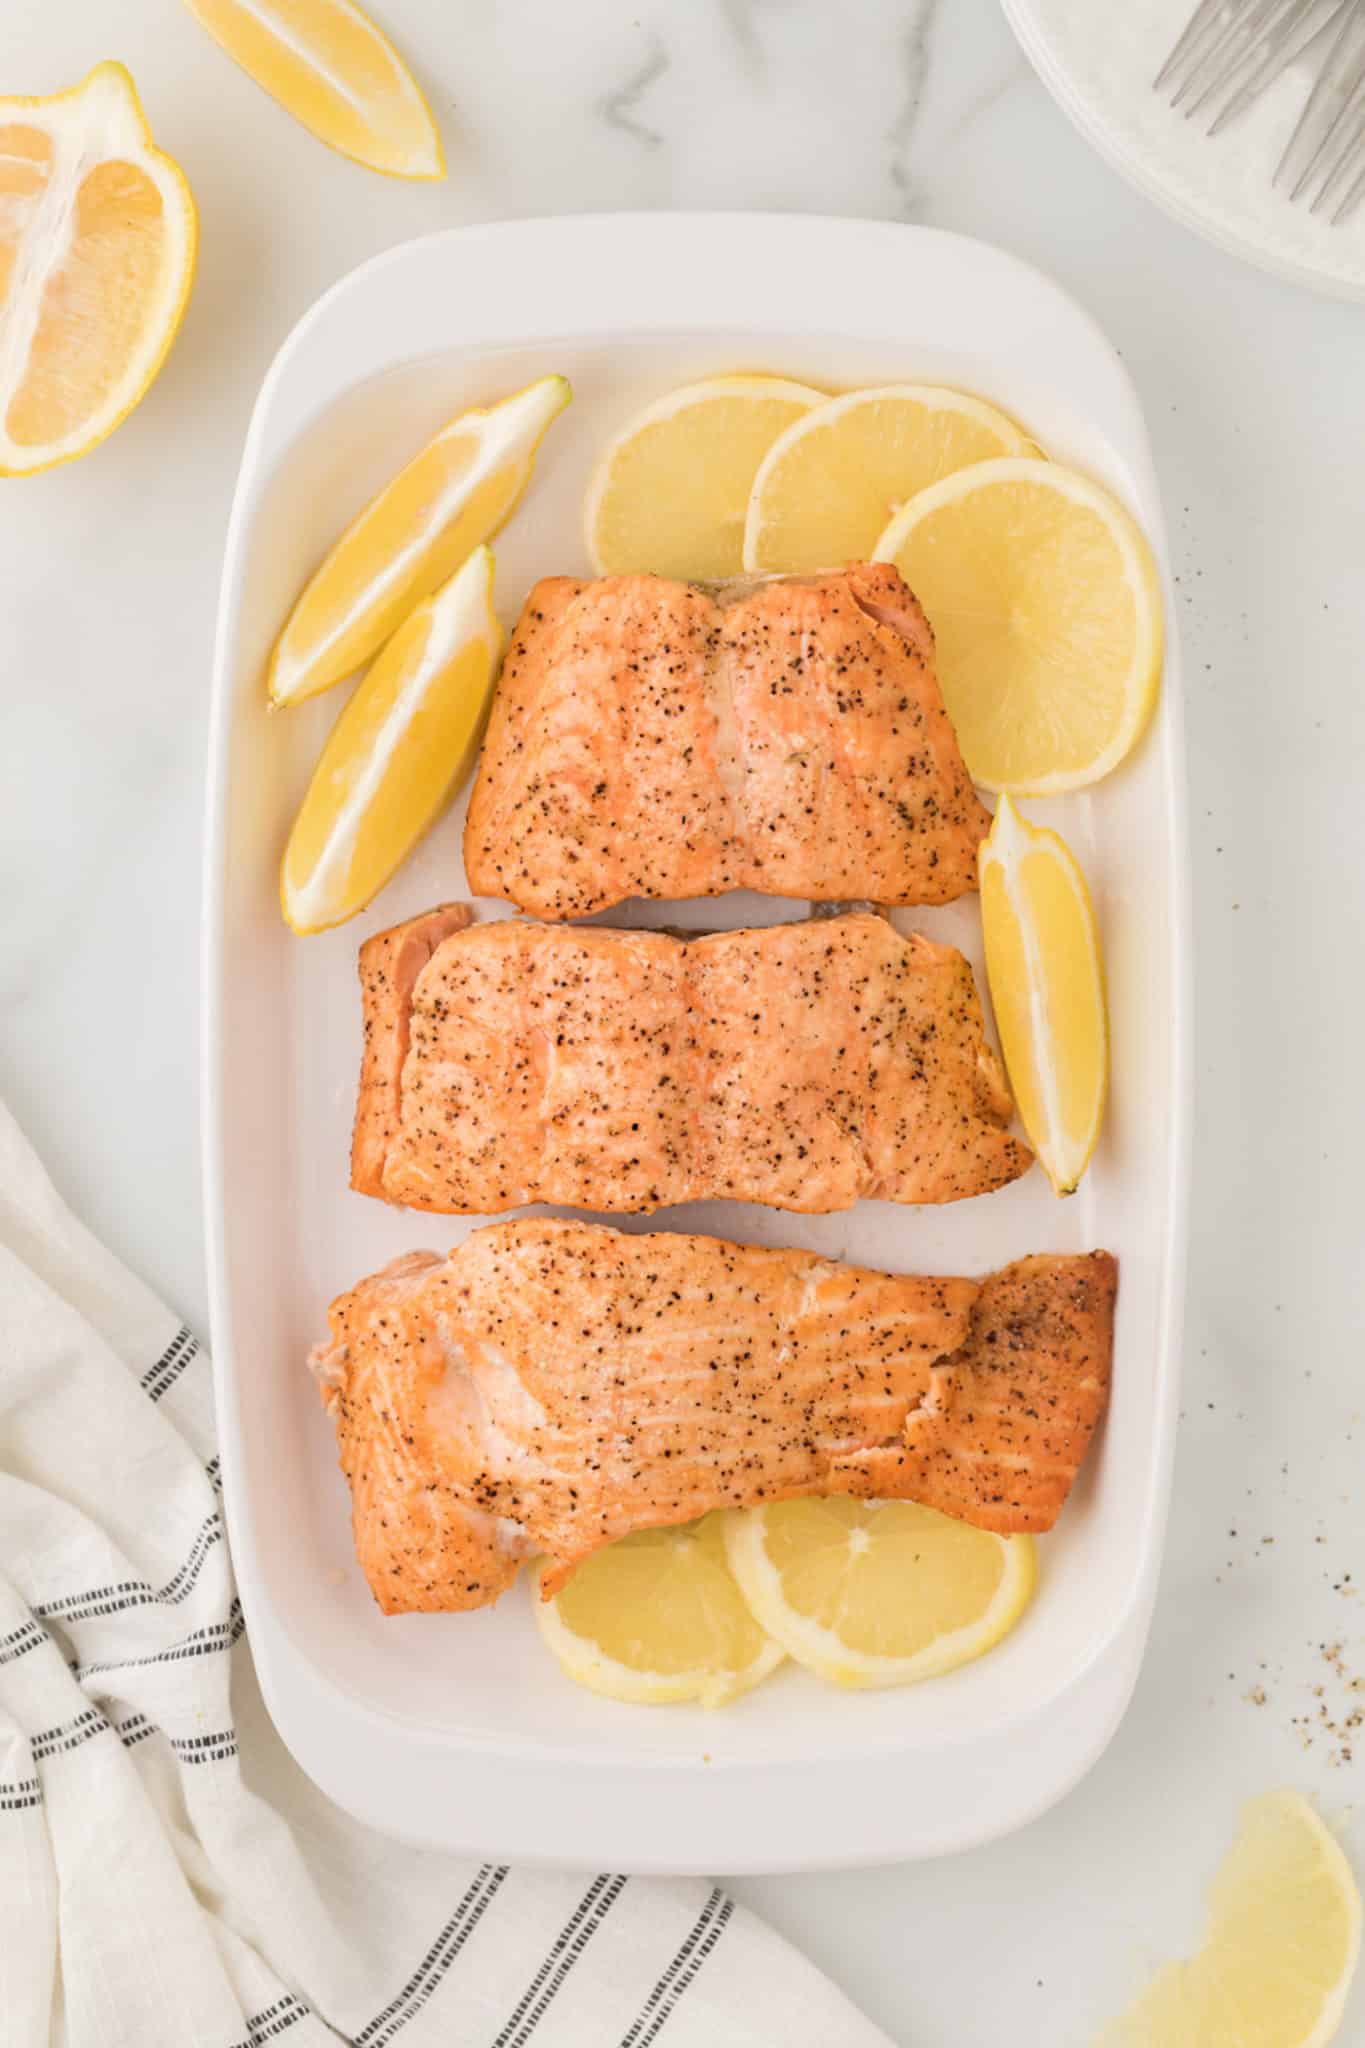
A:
[[202, 213, 1190, 1873], [1004, 0, 1365, 302]]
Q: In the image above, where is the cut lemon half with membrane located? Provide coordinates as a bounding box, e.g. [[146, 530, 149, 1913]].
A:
[[182, 0, 444, 179], [742, 383, 1033, 575], [1097, 1790, 1361, 2048], [281, 544, 501, 933], [585, 374, 826, 581], [0, 63, 197, 476], [722, 1498, 1036, 1689], [874, 455, 1162, 793], [979, 794, 1107, 1196], [534, 1513, 784, 1708], [269, 373, 569, 707]]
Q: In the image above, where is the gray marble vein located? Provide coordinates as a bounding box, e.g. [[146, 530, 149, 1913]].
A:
[[596, 35, 671, 150], [888, 0, 942, 216]]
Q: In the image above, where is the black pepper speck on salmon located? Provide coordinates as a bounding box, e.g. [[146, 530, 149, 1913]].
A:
[[310, 1222, 1117, 1616], [463, 564, 991, 917], [352, 907, 1032, 1215]]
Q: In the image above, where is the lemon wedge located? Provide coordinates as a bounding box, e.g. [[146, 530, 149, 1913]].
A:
[[874, 455, 1162, 793], [586, 374, 826, 581], [978, 794, 1107, 1197], [722, 1498, 1036, 1689], [742, 383, 1033, 576], [534, 1513, 783, 1708], [1098, 1790, 1361, 2048], [269, 374, 568, 707], [182, 0, 444, 178], [0, 63, 197, 476], [281, 544, 501, 933]]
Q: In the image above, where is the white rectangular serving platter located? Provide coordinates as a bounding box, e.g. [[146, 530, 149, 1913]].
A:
[[203, 214, 1190, 1874]]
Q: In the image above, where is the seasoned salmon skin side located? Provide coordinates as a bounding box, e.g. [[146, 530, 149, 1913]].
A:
[[463, 564, 991, 917], [352, 907, 1032, 1216], [311, 1221, 1117, 1616]]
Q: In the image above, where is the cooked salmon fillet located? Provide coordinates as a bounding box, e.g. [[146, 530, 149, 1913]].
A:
[[352, 906, 1032, 1216], [463, 564, 991, 918], [311, 1221, 1116, 1616]]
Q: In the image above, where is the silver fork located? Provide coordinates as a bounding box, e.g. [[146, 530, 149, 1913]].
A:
[[1275, 0, 1365, 219], [1156, 0, 1365, 220], [1155, 0, 1346, 132]]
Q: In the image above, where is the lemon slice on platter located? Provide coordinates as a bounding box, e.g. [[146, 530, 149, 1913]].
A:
[[874, 455, 1162, 793], [534, 1512, 784, 1708], [282, 543, 501, 933], [722, 1497, 1036, 1690], [585, 374, 826, 581], [0, 63, 196, 476], [741, 383, 1033, 576], [1097, 1790, 1361, 2048], [269, 373, 569, 707], [978, 794, 1108, 1197], [182, 0, 444, 178]]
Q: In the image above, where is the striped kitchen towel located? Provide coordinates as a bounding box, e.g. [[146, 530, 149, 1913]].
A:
[[0, 1102, 889, 2048]]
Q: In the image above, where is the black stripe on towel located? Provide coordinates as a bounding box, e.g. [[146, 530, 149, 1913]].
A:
[[0, 1775, 43, 1812], [619, 1888, 734, 2048], [0, 1617, 47, 1667], [30, 1706, 110, 1761], [34, 1512, 223, 1626], [77, 1596, 245, 1680], [491, 1872, 630, 2048], [116, 1713, 156, 1749], [355, 1863, 508, 2047], [225, 1992, 311, 2048], [140, 1325, 201, 1402], [168, 1728, 238, 1766]]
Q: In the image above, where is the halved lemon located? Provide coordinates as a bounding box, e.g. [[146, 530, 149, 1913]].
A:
[[182, 0, 444, 179], [978, 794, 1107, 1197], [281, 544, 501, 933], [742, 383, 1033, 576], [0, 63, 197, 476], [534, 1513, 784, 1708], [585, 374, 826, 581], [1098, 1790, 1361, 2048], [269, 374, 569, 706], [722, 1498, 1036, 1690], [874, 456, 1162, 793]]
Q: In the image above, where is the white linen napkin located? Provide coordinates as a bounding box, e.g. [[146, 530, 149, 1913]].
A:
[[0, 1103, 890, 2048]]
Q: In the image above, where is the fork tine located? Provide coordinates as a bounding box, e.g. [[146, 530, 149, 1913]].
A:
[[1155, 0, 1242, 93], [1329, 134, 1365, 215], [1208, 0, 1348, 132], [1173, 0, 1296, 111], [1309, 78, 1365, 206], [1277, 0, 1365, 192]]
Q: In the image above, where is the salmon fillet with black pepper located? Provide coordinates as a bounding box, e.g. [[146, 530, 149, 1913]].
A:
[[311, 1221, 1116, 1616], [351, 905, 1032, 1216], [463, 563, 990, 918]]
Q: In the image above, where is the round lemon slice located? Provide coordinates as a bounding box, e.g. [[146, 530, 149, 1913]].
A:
[[978, 794, 1108, 1197], [183, 0, 444, 179], [722, 1498, 1036, 1690], [269, 373, 568, 707], [0, 63, 197, 477], [282, 544, 501, 934], [1098, 1790, 1361, 2048], [874, 455, 1162, 793], [585, 374, 826, 581], [534, 1513, 784, 1708], [742, 383, 1033, 575]]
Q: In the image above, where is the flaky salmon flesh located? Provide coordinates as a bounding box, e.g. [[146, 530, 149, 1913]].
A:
[[311, 1221, 1116, 1616], [463, 564, 991, 919], [352, 905, 1032, 1216]]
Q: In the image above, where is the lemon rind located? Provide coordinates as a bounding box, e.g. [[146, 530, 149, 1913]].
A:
[[722, 1505, 1037, 1690], [872, 454, 1164, 796], [741, 381, 1034, 574]]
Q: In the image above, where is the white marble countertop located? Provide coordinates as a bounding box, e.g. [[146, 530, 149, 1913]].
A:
[[4, 1, 1365, 2041]]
